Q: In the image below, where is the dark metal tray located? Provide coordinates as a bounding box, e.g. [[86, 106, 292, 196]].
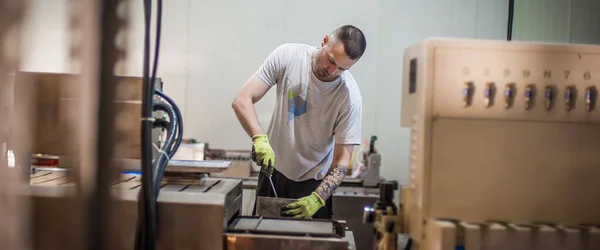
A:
[[227, 216, 345, 238]]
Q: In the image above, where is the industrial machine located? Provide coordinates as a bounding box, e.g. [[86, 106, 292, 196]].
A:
[[396, 38, 600, 249], [363, 180, 401, 250], [240, 135, 385, 250], [28, 169, 353, 250], [334, 135, 385, 250], [341, 135, 383, 188], [29, 170, 243, 249]]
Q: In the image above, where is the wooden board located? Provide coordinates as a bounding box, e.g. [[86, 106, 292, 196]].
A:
[[13, 71, 163, 159]]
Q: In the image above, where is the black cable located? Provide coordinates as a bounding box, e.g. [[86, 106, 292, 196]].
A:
[[136, 0, 165, 248], [152, 101, 178, 195], [155, 90, 183, 155], [152, 119, 170, 130], [154, 89, 183, 157], [136, 0, 156, 249], [152, 103, 176, 154], [151, 0, 163, 87], [152, 102, 178, 158], [152, 94, 183, 193], [507, 0, 514, 41]]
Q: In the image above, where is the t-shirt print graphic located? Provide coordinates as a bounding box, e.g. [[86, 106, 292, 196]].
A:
[[287, 89, 307, 122]]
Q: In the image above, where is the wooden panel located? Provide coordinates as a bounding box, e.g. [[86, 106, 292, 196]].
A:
[[421, 219, 600, 250], [13, 71, 161, 159], [423, 220, 456, 250], [429, 118, 600, 226]]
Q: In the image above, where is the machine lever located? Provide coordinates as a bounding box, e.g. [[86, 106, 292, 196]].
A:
[[369, 135, 378, 154], [268, 176, 278, 198]]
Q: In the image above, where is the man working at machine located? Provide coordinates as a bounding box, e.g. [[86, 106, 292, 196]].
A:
[[232, 25, 367, 219]]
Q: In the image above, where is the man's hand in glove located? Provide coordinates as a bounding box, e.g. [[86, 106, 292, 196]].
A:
[[251, 134, 275, 177], [280, 192, 325, 219]]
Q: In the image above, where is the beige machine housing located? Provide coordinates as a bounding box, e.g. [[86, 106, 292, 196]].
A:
[[401, 38, 600, 249]]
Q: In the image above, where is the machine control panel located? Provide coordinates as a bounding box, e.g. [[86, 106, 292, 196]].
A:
[[432, 48, 600, 123], [401, 39, 600, 249], [458, 81, 596, 112]]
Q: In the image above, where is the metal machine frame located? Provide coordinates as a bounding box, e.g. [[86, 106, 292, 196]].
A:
[[28, 169, 355, 249], [29, 171, 243, 250]]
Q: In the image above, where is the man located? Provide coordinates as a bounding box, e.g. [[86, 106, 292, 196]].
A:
[[232, 25, 366, 219]]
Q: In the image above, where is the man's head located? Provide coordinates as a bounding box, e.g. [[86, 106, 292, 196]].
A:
[[312, 25, 367, 82]]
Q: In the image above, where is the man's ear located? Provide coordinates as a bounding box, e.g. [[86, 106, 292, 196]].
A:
[[321, 34, 329, 47]]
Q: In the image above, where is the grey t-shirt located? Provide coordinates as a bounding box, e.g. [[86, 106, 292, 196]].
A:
[[255, 43, 363, 181]]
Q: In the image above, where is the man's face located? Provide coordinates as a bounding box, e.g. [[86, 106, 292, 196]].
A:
[[312, 35, 359, 82]]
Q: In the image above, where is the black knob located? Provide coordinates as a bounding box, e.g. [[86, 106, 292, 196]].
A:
[[380, 181, 396, 204], [362, 206, 375, 224], [385, 220, 395, 233], [369, 135, 378, 154]]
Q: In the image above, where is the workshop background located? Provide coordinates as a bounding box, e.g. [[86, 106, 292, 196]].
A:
[[18, 0, 600, 186]]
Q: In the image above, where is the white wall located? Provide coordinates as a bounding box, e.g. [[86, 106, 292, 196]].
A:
[[20, 0, 69, 72], [123, 0, 381, 151], [513, 0, 600, 44], [18, 0, 600, 185], [180, 0, 382, 151]]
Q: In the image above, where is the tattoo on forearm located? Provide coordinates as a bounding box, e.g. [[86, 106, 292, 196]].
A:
[[315, 164, 348, 201]]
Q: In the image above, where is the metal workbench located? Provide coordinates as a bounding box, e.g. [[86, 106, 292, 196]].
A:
[[29, 169, 359, 250], [240, 174, 379, 250]]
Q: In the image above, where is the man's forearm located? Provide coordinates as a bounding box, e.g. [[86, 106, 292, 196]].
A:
[[315, 164, 348, 201], [232, 98, 265, 137]]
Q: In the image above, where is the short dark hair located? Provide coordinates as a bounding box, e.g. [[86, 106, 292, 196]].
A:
[[331, 25, 367, 60]]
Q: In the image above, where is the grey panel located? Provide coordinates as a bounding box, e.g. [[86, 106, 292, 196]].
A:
[[513, 0, 570, 43], [475, 0, 509, 40], [255, 196, 295, 218], [256, 219, 334, 235], [333, 192, 378, 250], [231, 217, 261, 231]]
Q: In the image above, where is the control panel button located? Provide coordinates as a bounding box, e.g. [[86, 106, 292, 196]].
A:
[[484, 82, 494, 108], [585, 86, 597, 112], [525, 84, 535, 110], [544, 85, 555, 111], [564, 86, 575, 111], [504, 83, 515, 109], [462, 81, 474, 107]]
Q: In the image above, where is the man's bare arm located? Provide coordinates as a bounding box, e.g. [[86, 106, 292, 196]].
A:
[[232, 74, 271, 138], [315, 144, 354, 201]]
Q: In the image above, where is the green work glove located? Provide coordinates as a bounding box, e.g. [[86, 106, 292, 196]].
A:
[[251, 134, 275, 177], [280, 192, 325, 219]]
